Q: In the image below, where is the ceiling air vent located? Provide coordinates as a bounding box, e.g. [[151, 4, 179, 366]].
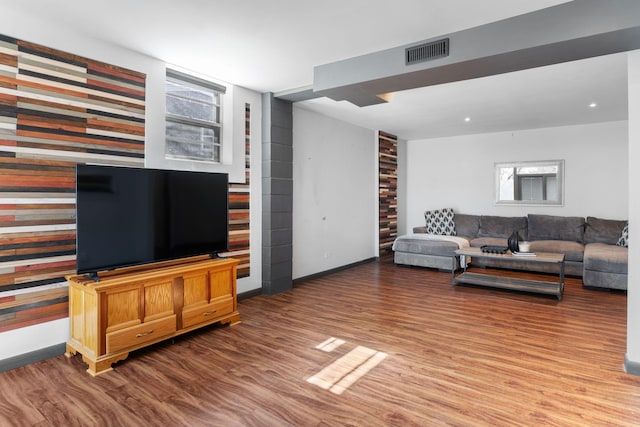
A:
[[405, 38, 449, 65]]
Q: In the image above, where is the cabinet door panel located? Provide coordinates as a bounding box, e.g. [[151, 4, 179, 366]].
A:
[[182, 272, 209, 307], [210, 269, 233, 300], [144, 279, 174, 322], [106, 288, 140, 332]]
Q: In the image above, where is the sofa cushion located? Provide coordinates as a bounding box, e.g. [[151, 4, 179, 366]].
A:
[[454, 213, 480, 239], [528, 240, 585, 262], [424, 208, 456, 235], [528, 214, 584, 242], [617, 223, 629, 247], [584, 217, 627, 245], [469, 237, 508, 248], [584, 243, 628, 274], [477, 216, 527, 239]]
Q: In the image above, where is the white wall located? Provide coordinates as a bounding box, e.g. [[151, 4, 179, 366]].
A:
[[292, 107, 377, 279], [0, 10, 262, 360], [627, 50, 640, 370], [405, 121, 628, 229]]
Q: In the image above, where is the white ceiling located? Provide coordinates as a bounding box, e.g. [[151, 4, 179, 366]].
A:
[[6, 0, 629, 140], [301, 52, 628, 140]]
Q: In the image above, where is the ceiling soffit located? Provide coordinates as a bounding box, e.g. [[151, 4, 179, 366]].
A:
[[278, 0, 640, 107]]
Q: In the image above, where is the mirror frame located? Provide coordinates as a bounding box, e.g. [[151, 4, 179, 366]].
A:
[[495, 159, 564, 206]]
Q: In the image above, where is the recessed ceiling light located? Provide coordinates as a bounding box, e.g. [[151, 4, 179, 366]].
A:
[[589, 102, 598, 108], [464, 117, 471, 122]]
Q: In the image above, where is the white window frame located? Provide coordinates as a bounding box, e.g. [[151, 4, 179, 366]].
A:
[[165, 69, 226, 163]]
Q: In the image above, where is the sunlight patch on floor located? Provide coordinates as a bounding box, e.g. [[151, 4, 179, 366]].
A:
[[315, 337, 346, 352], [307, 340, 387, 395]]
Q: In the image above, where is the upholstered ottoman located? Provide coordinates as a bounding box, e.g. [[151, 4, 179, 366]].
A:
[[392, 234, 469, 271]]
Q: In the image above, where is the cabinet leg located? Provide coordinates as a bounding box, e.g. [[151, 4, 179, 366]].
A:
[[84, 353, 130, 377], [64, 343, 77, 358], [219, 312, 241, 326]]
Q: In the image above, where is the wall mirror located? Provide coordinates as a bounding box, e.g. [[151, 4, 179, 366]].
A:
[[495, 160, 564, 206]]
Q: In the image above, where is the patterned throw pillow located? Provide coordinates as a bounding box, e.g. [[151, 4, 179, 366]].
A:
[[424, 208, 456, 236], [617, 223, 629, 247]]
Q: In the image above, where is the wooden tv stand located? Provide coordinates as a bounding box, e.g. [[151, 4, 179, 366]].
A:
[[65, 257, 240, 376]]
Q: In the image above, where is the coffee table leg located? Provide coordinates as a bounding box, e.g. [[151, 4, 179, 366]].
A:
[[451, 255, 456, 286], [558, 261, 565, 301]]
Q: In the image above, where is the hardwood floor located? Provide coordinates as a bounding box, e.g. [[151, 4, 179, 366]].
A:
[[2, 259, 639, 426]]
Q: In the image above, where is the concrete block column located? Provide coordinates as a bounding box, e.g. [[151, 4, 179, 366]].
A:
[[261, 93, 293, 295]]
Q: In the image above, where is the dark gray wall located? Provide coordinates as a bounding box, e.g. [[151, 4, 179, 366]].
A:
[[261, 93, 293, 295]]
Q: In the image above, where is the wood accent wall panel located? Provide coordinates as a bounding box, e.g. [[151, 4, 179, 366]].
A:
[[0, 34, 146, 332], [378, 131, 398, 256], [224, 103, 251, 278]]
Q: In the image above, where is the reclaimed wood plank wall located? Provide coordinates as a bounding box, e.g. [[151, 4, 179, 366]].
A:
[[378, 131, 398, 256], [225, 103, 251, 278], [0, 33, 146, 332]]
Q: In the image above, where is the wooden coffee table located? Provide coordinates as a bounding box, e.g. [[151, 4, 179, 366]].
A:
[[453, 247, 565, 300]]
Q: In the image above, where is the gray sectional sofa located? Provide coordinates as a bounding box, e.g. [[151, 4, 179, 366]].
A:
[[393, 213, 628, 290]]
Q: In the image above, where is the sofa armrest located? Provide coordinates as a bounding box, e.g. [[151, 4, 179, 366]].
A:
[[413, 226, 427, 233]]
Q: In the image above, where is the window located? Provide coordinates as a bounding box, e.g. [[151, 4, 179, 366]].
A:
[[165, 69, 226, 163]]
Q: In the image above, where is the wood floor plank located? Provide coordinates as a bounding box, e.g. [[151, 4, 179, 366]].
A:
[[1, 259, 639, 426]]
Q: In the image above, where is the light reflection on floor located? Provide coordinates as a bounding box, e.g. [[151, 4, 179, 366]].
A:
[[307, 337, 387, 395], [315, 337, 346, 352]]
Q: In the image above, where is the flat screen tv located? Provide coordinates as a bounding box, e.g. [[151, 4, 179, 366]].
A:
[[75, 164, 229, 277]]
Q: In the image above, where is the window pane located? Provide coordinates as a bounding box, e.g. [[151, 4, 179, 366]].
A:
[[166, 120, 217, 144], [166, 139, 216, 160], [546, 176, 558, 200], [520, 177, 544, 201], [166, 81, 219, 122], [166, 120, 220, 162], [517, 165, 558, 175]]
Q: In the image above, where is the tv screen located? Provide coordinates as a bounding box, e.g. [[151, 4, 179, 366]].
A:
[[76, 164, 229, 276]]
